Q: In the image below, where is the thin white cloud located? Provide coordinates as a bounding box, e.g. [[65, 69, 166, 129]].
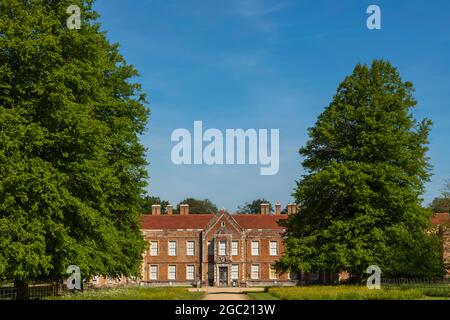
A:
[[236, 0, 287, 17], [207, 50, 265, 70], [233, 0, 291, 39]]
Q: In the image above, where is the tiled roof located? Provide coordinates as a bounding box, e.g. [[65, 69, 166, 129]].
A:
[[141, 212, 449, 230], [140, 213, 288, 230], [233, 214, 288, 229], [431, 213, 450, 225], [140, 214, 214, 229]]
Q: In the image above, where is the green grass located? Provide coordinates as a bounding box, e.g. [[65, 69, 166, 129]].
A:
[[246, 292, 281, 300], [249, 286, 450, 300], [46, 285, 450, 301], [49, 286, 204, 300]]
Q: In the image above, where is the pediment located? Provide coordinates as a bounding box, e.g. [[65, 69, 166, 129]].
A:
[[203, 211, 243, 237]]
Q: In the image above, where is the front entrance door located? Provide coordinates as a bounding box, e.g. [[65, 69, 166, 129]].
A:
[[219, 267, 228, 287]]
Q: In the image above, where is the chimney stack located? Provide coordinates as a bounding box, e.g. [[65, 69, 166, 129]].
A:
[[167, 204, 173, 215], [287, 203, 298, 215], [152, 204, 161, 215], [275, 202, 281, 215], [180, 204, 189, 215], [260, 203, 270, 215]]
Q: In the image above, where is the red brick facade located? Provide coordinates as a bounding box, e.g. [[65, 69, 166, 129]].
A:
[[432, 213, 450, 277], [90, 212, 449, 288], [140, 204, 299, 287]]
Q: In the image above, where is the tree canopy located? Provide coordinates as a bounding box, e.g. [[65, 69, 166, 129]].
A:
[[278, 60, 443, 279], [176, 198, 218, 214], [141, 196, 170, 215], [237, 199, 273, 214], [0, 0, 149, 296], [429, 180, 450, 213]]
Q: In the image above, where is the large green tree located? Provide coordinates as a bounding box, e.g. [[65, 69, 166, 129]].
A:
[[278, 60, 443, 280], [0, 0, 148, 298]]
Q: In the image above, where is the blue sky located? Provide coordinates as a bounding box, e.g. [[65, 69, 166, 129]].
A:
[[94, 0, 450, 211]]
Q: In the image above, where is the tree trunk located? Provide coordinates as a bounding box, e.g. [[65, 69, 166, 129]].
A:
[[14, 280, 29, 300]]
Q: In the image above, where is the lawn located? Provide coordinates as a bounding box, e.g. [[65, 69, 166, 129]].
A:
[[248, 286, 450, 300], [49, 286, 204, 300], [246, 292, 280, 300]]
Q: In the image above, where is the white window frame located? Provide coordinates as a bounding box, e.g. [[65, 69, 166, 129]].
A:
[[219, 241, 227, 256], [168, 265, 176, 280], [186, 241, 195, 256], [186, 265, 195, 280], [149, 265, 158, 280], [231, 264, 239, 280], [232, 241, 239, 256], [251, 264, 260, 280], [251, 241, 259, 256], [269, 241, 278, 256], [168, 241, 177, 256], [269, 265, 278, 280], [150, 241, 158, 256]]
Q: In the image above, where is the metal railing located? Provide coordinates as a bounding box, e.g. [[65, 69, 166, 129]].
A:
[[0, 283, 65, 300], [381, 278, 450, 294]]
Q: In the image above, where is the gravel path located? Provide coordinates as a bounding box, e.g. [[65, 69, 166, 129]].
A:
[[189, 286, 263, 300]]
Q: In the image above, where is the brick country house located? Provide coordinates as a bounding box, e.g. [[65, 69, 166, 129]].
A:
[[92, 210, 449, 288], [139, 206, 450, 287], [139, 203, 302, 287]]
